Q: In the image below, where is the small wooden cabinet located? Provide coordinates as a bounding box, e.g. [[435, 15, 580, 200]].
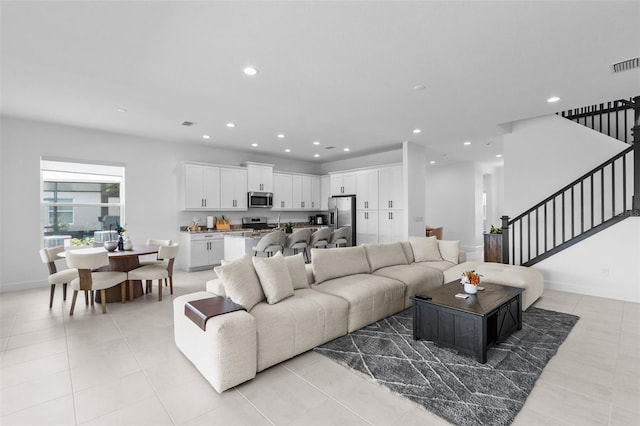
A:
[[484, 233, 503, 263]]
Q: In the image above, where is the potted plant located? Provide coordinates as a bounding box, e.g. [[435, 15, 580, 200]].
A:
[[285, 222, 293, 234]]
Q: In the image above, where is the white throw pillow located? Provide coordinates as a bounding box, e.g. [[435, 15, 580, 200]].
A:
[[364, 242, 408, 271], [252, 252, 295, 304], [409, 236, 443, 262], [284, 253, 309, 289], [219, 255, 265, 311], [311, 245, 370, 284], [438, 240, 460, 264]]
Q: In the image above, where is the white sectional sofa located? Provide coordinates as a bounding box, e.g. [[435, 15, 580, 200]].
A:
[[173, 237, 544, 393]]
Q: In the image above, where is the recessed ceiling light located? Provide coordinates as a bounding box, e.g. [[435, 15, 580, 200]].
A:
[[314, 154, 320, 158], [277, 134, 285, 139], [117, 108, 127, 113], [343, 148, 350, 152], [463, 141, 471, 146], [313, 141, 320, 145], [496, 154, 503, 158], [226, 122, 235, 128], [413, 84, 426, 91], [284, 149, 291, 153], [429, 161, 436, 164], [202, 135, 210, 140], [413, 129, 421, 134], [251, 143, 258, 147], [547, 96, 561, 103], [243, 66, 258, 76]]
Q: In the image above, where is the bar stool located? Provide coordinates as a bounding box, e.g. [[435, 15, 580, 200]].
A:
[[252, 230, 286, 257], [330, 227, 351, 248], [285, 228, 311, 262]]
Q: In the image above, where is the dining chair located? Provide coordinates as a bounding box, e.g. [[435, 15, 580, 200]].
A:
[[285, 228, 311, 262], [140, 239, 173, 292], [65, 250, 128, 315], [252, 230, 285, 257], [330, 227, 351, 248], [39, 246, 79, 308], [127, 243, 180, 301]]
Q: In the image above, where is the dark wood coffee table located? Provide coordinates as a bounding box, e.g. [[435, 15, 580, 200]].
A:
[[413, 281, 522, 363]]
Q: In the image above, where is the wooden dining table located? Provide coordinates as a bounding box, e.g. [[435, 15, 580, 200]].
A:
[[59, 245, 160, 303]]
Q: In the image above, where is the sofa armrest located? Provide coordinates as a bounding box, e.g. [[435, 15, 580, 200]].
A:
[[458, 251, 467, 263], [205, 278, 226, 297], [173, 292, 257, 393]]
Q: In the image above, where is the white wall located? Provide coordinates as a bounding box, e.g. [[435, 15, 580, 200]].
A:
[[0, 117, 320, 291], [503, 114, 629, 216], [536, 217, 640, 303]]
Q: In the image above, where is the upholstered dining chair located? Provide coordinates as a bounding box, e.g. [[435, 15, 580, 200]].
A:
[[285, 228, 311, 262], [39, 246, 79, 308], [65, 250, 128, 315], [252, 230, 285, 257], [127, 243, 180, 301], [139, 239, 173, 292], [330, 227, 351, 248], [309, 228, 331, 249]]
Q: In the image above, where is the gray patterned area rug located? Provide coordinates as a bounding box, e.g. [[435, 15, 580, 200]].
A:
[[314, 307, 579, 426]]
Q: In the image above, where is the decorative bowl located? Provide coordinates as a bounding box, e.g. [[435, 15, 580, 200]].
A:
[[104, 240, 118, 252]]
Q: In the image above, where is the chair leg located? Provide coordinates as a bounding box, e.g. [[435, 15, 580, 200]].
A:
[[100, 290, 107, 314], [84, 290, 89, 306], [158, 279, 163, 301], [63, 283, 67, 301], [169, 276, 173, 295], [121, 282, 126, 303], [129, 281, 135, 302], [69, 290, 78, 315], [49, 284, 56, 308]]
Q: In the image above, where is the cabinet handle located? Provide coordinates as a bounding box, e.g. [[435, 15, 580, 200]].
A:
[[390, 200, 393, 209], [312, 202, 314, 208]]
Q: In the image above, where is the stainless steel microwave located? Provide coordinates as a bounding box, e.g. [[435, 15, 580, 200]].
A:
[[248, 192, 273, 208]]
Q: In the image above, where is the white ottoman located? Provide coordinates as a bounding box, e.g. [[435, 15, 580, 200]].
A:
[[443, 261, 544, 310]]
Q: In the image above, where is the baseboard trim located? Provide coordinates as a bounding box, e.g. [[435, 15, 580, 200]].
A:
[[0, 279, 48, 293], [545, 280, 640, 303]]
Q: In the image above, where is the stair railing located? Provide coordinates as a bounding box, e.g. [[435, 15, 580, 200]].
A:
[[557, 97, 637, 144]]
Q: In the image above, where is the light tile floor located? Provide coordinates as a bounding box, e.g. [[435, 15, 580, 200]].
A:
[[1, 270, 638, 425]]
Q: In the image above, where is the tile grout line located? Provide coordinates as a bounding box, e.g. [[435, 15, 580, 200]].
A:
[[233, 387, 276, 426], [62, 299, 80, 426], [282, 364, 375, 426]]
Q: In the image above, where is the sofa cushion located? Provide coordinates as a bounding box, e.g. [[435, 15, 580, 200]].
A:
[[252, 252, 294, 304], [400, 241, 415, 263], [284, 253, 310, 289], [312, 274, 406, 332], [311, 246, 370, 284], [409, 236, 443, 262], [205, 279, 227, 297], [373, 264, 444, 309], [218, 255, 265, 311], [364, 242, 408, 271], [437, 240, 460, 264], [413, 260, 456, 273], [250, 289, 349, 371]]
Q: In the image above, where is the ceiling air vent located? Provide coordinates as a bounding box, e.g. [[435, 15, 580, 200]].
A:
[[181, 121, 196, 126], [611, 57, 639, 73], [324, 146, 335, 150]]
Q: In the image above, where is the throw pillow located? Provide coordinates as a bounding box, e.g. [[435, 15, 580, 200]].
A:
[[364, 242, 408, 271], [284, 253, 309, 289], [220, 255, 265, 311], [438, 240, 460, 264], [311, 245, 370, 284], [409, 236, 443, 262], [252, 252, 295, 304]]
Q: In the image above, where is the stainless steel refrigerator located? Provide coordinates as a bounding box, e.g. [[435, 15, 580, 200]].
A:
[[328, 195, 356, 246]]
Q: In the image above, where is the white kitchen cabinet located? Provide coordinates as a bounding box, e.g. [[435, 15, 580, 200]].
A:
[[183, 163, 220, 210], [378, 166, 403, 210], [330, 172, 356, 195], [310, 175, 321, 210], [320, 175, 330, 210], [356, 169, 379, 210], [378, 210, 405, 243], [245, 162, 273, 192], [272, 172, 293, 210], [291, 174, 313, 209], [179, 232, 224, 271], [220, 167, 248, 210], [357, 210, 379, 245]]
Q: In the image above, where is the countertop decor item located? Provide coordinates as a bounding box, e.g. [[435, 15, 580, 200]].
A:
[[104, 240, 118, 252]]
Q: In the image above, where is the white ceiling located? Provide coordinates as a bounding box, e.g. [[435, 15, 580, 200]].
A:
[[1, 1, 638, 165]]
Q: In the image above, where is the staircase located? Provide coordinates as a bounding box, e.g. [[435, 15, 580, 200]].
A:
[[500, 96, 640, 266]]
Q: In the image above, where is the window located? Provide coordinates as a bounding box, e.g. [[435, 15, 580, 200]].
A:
[[41, 159, 125, 247]]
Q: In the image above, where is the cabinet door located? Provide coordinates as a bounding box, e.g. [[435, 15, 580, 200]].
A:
[[378, 166, 403, 210], [184, 164, 205, 209], [291, 175, 303, 209], [247, 165, 273, 192], [357, 210, 379, 245], [330, 174, 343, 196], [233, 168, 248, 209], [202, 166, 221, 209], [190, 240, 211, 268], [220, 168, 247, 210], [300, 175, 312, 209], [356, 170, 378, 210], [209, 239, 224, 266], [273, 173, 293, 210], [342, 173, 357, 195], [378, 210, 405, 243], [310, 176, 321, 210], [320, 175, 330, 210]]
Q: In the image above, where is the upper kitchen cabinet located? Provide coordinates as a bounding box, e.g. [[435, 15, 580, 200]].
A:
[[220, 167, 248, 210], [182, 163, 220, 210], [330, 172, 356, 196], [291, 174, 313, 209], [378, 165, 403, 210], [272, 172, 293, 210], [320, 175, 330, 210], [310, 175, 321, 210], [244, 162, 274, 192], [356, 169, 379, 210]]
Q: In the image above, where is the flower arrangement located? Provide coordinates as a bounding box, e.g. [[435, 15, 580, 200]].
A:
[[461, 270, 481, 286], [115, 223, 127, 236]]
